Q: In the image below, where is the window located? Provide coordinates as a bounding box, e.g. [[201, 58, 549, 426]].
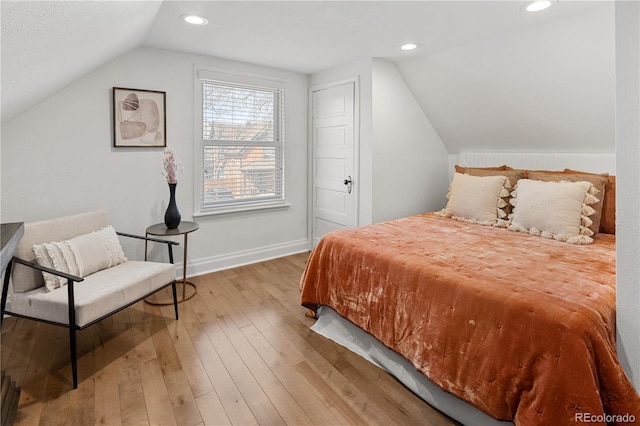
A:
[[196, 68, 285, 214]]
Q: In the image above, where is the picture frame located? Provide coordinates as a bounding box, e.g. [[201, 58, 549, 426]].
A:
[[113, 87, 166, 147]]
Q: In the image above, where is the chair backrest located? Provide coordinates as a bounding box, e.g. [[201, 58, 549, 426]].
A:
[[12, 210, 109, 293]]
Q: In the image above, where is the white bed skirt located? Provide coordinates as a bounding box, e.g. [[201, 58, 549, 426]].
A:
[[311, 306, 512, 426]]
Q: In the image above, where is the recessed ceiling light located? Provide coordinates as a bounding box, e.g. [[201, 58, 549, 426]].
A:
[[400, 43, 418, 51], [181, 14, 208, 25], [525, 1, 552, 12]]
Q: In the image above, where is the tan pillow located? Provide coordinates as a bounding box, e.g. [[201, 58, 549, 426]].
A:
[[454, 165, 507, 173], [563, 169, 615, 235], [438, 172, 510, 225], [526, 170, 608, 235], [33, 226, 127, 292], [507, 179, 598, 244], [599, 175, 615, 234], [459, 168, 523, 187]]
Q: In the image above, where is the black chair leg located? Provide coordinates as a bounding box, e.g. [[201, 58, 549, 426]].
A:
[[1, 260, 13, 327], [69, 325, 78, 389], [67, 280, 78, 389], [172, 282, 179, 320]]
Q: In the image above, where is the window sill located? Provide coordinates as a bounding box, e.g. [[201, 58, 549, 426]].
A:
[[193, 202, 291, 218]]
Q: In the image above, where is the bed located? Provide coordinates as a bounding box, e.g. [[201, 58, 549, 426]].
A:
[[300, 167, 640, 425]]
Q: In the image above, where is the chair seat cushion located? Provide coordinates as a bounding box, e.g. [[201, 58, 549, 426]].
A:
[[9, 261, 175, 327]]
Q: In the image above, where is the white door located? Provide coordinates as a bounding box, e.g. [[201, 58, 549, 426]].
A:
[[311, 81, 357, 247]]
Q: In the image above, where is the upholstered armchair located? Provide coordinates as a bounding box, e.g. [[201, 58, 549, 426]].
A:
[[1, 210, 179, 389]]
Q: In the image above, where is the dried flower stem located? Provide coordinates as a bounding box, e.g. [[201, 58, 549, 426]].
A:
[[162, 147, 181, 184]]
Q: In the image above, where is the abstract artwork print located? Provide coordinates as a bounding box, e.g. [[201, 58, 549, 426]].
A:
[[113, 87, 166, 147]]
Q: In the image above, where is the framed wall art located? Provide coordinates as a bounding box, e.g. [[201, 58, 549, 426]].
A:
[[113, 87, 166, 147]]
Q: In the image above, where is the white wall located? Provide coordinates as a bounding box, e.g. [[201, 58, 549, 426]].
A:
[[615, 1, 640, 388], [371, 59, 449, 222], [310, 58, 449, 225], [1, 46, 309, 276]]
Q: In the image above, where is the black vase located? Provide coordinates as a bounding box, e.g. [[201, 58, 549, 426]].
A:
[[164, 183, 181, 229]]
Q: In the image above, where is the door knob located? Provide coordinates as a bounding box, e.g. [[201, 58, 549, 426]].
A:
[[343, 175, 352, 194]]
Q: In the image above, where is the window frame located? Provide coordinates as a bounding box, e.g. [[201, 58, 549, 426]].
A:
[[194, 67, 287, 217]]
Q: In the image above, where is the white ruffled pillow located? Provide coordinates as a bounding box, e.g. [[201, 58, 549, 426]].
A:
[[437, 172, 511, 225], [33, 225, 128, 292], [504, 179, 598, 244]]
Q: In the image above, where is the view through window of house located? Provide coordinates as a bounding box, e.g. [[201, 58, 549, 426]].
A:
[[199, 79, 285, 212]]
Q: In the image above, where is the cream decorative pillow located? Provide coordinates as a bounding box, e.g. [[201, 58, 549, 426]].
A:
[[437, 172, 510, 225], [526, 169, 608, 235], [33, 225, 127, 292], [68, 225, 127, 277], [33, 243, 67, 291], [506, 179, 598, 244]]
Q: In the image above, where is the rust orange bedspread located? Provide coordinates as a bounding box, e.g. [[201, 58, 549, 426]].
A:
[[300, 213, 640, 425]]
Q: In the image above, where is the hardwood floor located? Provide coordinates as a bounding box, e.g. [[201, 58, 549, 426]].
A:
[[1, 253, 458, 426]]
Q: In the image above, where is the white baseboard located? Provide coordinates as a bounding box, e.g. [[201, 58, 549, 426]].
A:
[[175, 238, 310, 278]]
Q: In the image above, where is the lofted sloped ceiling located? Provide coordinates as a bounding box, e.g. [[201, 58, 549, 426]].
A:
[[1, 0, 162, 124], [1, 1, 614, 153], [396, 2, 615, 154]]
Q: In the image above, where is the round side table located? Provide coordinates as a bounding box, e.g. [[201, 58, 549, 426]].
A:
[[144, 221, 199, 305]]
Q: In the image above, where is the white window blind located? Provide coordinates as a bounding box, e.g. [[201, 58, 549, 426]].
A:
[[197, 74, 285, 212]]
